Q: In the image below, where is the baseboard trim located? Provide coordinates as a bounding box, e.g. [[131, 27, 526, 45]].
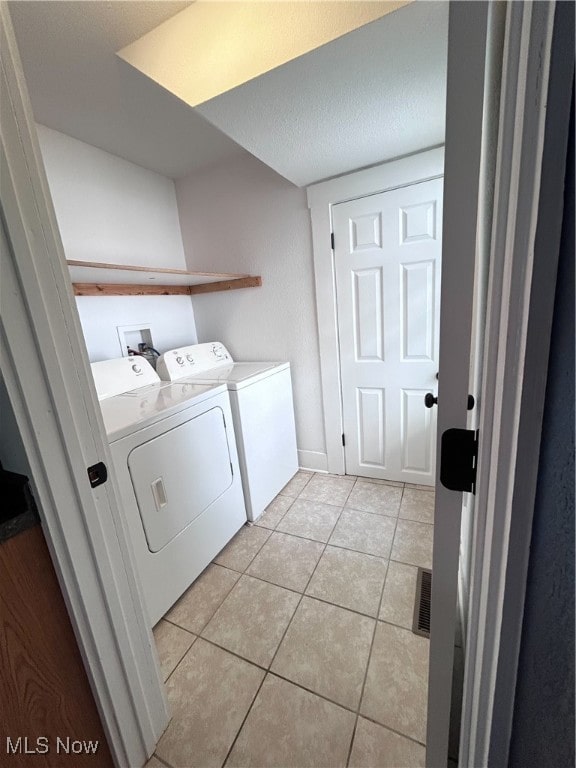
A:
[[298, 450, 328, 473]]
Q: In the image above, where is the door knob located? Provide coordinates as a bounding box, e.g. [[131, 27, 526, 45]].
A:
[[424, 393, 475, 410]]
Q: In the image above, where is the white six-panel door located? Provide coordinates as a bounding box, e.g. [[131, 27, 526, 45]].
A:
[[333, 178, 443, 484]]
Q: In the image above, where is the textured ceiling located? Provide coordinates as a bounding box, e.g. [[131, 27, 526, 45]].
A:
[[118, 1, 409, 107], [9, 1, 447, 186], [194, 1, 448, 186], [8, 1, 246, 178]]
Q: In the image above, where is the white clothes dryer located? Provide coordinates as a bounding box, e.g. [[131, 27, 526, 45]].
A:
[[91, 356, 246, 625], [157, 343, 299, 522]]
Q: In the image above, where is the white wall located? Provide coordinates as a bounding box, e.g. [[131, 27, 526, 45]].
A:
[[37, 125, 197, 361], [176, 153, 326, 470]]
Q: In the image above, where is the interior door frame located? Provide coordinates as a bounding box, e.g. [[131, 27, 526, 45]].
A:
[[458, 2, 574, 765], [307, 147, 445, 475], [428, 1, 573, 766], [1, 6, 169, 767]]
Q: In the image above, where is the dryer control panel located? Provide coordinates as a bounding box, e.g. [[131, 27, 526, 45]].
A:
[[157, 342, 232, 381], [91, 356, 160, 400]]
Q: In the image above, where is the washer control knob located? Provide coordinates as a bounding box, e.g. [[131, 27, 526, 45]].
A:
[[186, 355, 194, 363], [176, 356, 184, 365], [132, 364, 141, 374]]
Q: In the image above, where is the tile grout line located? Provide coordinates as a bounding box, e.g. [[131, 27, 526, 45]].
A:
[[222, 524, 320, 763], [194, 600, 429, 692], [222, 671, 268, 768], [161, 518, 275, 687], [266, 479, 357, 764], [348, 710, 428, 749], [159, 495, 431, 682], [346, 482, 406, 767], [221, 471, 319, 768], [254, 492, 296, 531], [154, 474, 432, 766], [344, 505, 407, 519], [162, 633, 197, 686], [269, 477, 355, 668], [222, 474, 354, 768], [167, 474, 342, 641], [214, 524, 272, 573], [260, 668, 428, 749], [345, 717, 360, 767], [363, 481, 431, 749], [158, 641, 426, 756], [165, 575, 427, 677], [161, 567, 243, 681], [159, 617, 196, 638], [213, 536, 433, 573], [196, 634, 269, 674], [190, 567, 242, 626], [151, 752, 174, 768], [345, 474, 402, 767], [247, 562, 390, 620]]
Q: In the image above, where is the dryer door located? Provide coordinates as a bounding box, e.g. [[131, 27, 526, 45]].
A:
[[128, 406, 233, 552]]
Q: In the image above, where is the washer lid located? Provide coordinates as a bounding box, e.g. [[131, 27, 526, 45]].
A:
[[188, 361, 290, 389], [100, 380, 227, 441]]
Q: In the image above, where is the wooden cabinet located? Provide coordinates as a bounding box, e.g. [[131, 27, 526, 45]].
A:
[[0, 525, 113, 767]]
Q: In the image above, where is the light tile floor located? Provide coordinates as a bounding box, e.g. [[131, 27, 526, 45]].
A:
[[149, 471, 434, 768]]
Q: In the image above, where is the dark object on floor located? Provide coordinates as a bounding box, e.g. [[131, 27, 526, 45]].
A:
[[413, 567, 432, 638]]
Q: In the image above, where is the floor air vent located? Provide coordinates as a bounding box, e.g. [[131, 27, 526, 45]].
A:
[[413, 568, 432, 638]]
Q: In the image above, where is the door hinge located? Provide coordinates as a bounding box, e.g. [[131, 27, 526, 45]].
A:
[[440, 429, 478, 494], [331, 232, 335, 250], [342, 433, 346, 446], [87, 461, 108, 489]]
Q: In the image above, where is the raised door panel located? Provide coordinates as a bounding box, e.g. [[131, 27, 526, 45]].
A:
[[400, 260, 436, 362], [400, 200, 437, 244], [352, 268, 384, 361], [356, 387, 386, 469], [334, 177, 442, 483], [349, 211, 383, 252], [401, 388, 434, 474]]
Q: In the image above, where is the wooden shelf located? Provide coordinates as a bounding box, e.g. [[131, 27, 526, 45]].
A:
[[67, 260, 262, 296]]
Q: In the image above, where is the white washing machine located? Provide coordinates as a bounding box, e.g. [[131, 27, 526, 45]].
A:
[[157, 342, 299, 522], [91, 355, 246, 626]]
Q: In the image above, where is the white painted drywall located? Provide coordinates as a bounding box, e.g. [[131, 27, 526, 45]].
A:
[[74, 295, 197, 363], [36, 125, 197, 361], [37, 124, 187, 266], [119, 1, 408, 108], [176, 153, 326, 470], [195, 2, 448, 186], [10, 2, 244, 179]]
